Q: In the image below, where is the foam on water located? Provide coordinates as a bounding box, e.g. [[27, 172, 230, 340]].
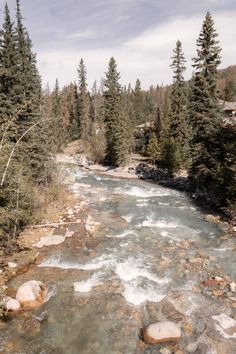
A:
[[74, 272, 104, 293], [122, 214, 134, 223], [115, 258, 170, 284], [122, 280, 166, 306], [39, 254, 114, 271], [107, 230, 136, 239], [115, 186, 176, 198], [141, 216, 179, 229]]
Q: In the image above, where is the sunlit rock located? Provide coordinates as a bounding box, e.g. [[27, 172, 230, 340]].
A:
[[8, 262, 17, 268], [143, 321, 181, 344], [16, 280, 47, 309], [35, 235, 65, 248], [2, 297, 21, 312], [230, 282, 236, 293], [65, 230, 74, 238], [85, 215, 100, 234], [212, 313, 236, 339]]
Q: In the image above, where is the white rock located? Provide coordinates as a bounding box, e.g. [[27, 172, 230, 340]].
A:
[[16, 280, 47, 309], [65, 230, 74, 238], [212, 313, 236, 339], [8, 262, 17, 268], [230, 282, 236, 293], [215, 276, 223, 281], [2, 297, 21, 311], [85, 215, 100, 234], [143, 321, 181, 344], [35, 235, 65, 248]]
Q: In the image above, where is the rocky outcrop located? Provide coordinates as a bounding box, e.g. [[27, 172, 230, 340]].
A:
[[16, 280, 47, 309], [142, 321, 181, 344], [134, 163, 192, 191]]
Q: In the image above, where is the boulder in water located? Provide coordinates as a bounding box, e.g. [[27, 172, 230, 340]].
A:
[[143, 321, 181, 344], [16, 280, 47, 309]]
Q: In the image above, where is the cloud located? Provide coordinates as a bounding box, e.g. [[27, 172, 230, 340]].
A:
[[37, 10, 236, 90]]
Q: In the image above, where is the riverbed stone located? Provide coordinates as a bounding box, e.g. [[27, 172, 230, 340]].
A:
[[230, 282, 236, 293], [16, 280, 47, 309], [35, 235, 65, 248], [143, 321, 181, 344], [2, 297, 21, 312], [212, 313, 236, 339], [85, 215, 100, 234]]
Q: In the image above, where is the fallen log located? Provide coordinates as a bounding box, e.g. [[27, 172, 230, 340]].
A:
[[28, 221, 82, 229]]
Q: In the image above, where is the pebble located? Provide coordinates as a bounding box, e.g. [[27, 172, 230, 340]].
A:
[[8, 262, 17, 268], [230, 282, 236, 293]]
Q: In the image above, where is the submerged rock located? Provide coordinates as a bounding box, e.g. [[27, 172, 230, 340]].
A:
[[143, 321, 181, 344], [35, 235, 65, 248], [16, 280, 47, 309], [212, 313, 236, 339]]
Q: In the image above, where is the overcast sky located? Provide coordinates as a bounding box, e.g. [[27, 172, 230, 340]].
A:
[[1, 0, 236, 90]]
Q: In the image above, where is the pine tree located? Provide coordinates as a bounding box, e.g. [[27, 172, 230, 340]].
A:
[[78, 58, 90, 140], [133, 79, 145, 124], [49, 79, 66, 151], [146, 133, 160, 165], [169, 40, 189, 164], [0, 3, 19, 134], [189, 12, 223, 193], [103, 57, 131, 166], [161, 137, 181, 177]]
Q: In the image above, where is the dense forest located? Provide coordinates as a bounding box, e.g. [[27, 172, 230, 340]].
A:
[[0, 1, 236, 242]]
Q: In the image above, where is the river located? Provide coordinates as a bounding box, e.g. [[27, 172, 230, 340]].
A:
[[1, 164, 236, 353]]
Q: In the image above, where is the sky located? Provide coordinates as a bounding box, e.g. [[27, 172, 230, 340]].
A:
[[1, 0, 236, 90]]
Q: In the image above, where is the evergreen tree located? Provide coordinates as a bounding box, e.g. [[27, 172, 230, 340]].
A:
[[189, 12, 223, 193], [161, 137, 181, 177], [68, 83, 80, 140], [78, 59, 90, 140], [50, 79, 66, 151], [169, 40, 189, 164], [0, 3, 19, 134], [146, 133, 160, 165], [103, 57, 131, 166], [133, 79, 145, 124]]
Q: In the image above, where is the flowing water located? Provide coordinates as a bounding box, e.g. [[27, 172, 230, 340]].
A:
[[1, 165, 236, 353]]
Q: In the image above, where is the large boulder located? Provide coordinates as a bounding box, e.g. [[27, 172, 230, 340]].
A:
[[143, 321, 181, 344], [16, 280, 47, 309]]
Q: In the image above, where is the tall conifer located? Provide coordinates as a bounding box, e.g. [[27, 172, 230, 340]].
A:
[[78, 59, 90, 140], [189, 12, 222, 192], [104, 57, 131, 166], [169, 40, 189, 164]]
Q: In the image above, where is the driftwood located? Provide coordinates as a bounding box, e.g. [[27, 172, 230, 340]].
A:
[[28, 221, 82, 229]]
